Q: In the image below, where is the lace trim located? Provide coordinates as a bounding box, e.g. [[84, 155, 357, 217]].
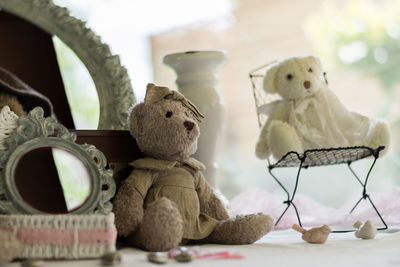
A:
[[0, 213, 117, 259], [0, 105, 18, 150]]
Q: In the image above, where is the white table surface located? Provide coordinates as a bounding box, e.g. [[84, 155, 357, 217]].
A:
[[8, 227, 400, 267]]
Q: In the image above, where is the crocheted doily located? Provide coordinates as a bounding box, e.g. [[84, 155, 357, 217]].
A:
[[0, 106, 18, 150]]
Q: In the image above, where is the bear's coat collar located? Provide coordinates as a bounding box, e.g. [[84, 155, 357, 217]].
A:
[[130, 157, 205, 171]]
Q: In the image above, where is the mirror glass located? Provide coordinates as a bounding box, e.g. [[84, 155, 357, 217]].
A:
[[14, 147, 91, 214]]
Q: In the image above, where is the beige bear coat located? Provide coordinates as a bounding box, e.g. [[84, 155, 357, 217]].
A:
[[126, 157, 219, 240], [287, 88, 372, 149], [260, 87, 373, 150]]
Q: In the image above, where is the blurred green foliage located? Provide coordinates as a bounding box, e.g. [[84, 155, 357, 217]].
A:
[[304, 0, 400, 179], [53, 36, 99, 129], [304, 0, 400, 90]]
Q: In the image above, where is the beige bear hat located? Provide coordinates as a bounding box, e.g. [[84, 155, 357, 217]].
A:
[[144, 83, 204, 122]]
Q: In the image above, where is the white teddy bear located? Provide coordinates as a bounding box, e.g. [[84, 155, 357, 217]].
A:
[[255, 55, 391, 160]]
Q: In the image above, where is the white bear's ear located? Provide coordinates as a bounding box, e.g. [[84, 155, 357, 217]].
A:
[[304, 55, 323, 69], [263, 63, 279, 94]]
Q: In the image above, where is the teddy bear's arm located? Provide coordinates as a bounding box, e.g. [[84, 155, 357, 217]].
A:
[[196, 172, 229, 220], [201, 193, 230, 220], [112, 169, 155, 237], [255, 102, 289, 159]]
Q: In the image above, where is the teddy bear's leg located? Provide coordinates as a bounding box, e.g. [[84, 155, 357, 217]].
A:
[[368, 120, 391, 156], [268, 120, 303, 159], [205, 214, 274, 244], [255, 121, 272, 159], [128, 197, 183, 251]]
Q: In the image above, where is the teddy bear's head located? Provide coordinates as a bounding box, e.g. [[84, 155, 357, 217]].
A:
[[128, 83, 204, 161], [263, 55, 326, 100]]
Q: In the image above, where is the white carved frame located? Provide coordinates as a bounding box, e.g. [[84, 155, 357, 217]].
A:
[[0, 0, 135, 130]]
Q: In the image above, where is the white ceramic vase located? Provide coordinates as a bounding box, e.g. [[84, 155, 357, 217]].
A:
[[163, 50, 227, 188]]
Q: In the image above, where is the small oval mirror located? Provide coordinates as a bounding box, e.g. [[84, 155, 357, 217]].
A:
[[0, 107, 115, 215], [14, 147, 91, 214]]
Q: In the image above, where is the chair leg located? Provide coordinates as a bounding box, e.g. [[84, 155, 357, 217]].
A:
[[269, 159, 304, 227], [347, 156, 388, 230]]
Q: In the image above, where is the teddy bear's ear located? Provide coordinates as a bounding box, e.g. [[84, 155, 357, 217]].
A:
[[263, 63, 279, 94], [304, 55, 323, 69], [128, 103, 145, 138], [145, 83, 172, 104], [147, 83, 155, 90]]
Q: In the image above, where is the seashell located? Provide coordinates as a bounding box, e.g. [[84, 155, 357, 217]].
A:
[[354, 220, 377, 239]]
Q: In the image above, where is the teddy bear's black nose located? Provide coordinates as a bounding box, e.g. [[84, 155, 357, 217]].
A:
[[184, 121, 195, 131], [304, 80, 311, 89]]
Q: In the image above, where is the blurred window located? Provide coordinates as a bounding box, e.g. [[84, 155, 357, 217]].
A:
[[55, 0, 400, 207]]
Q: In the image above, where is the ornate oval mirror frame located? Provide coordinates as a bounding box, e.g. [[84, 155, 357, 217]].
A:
[[0, 107, 115, 214], [0, 0, 135, 130]]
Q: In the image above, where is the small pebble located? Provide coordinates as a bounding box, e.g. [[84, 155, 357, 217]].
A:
[[101, 252, 122, 266], [174, 251, 194, 263], [168, 246, 195, 259], [148, 252, 168, 264], [178, 247, 188, 253], [21, 260, 45, 267]]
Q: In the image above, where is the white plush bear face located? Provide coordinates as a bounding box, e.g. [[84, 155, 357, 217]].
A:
[[263, 55, 325, 100]]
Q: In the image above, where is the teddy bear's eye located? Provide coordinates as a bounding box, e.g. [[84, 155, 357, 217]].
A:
[[308, 68, 313, 73], [165, 111, 173, 118], [287, 74, 293, 80]]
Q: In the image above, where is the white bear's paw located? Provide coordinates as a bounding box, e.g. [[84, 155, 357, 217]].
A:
[[268, 120, 303, 160], [368, 120, 391, 156], [255, 141, 270, 159]]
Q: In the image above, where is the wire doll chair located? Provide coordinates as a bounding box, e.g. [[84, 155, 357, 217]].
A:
[[249, 62, 387, 232]]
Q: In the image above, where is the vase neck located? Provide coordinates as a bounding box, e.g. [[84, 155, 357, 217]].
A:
[[164, 51, 227, 89], [175, 71, 219, 89]]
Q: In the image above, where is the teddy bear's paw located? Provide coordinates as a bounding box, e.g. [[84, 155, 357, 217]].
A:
[[130, 197, 183, 251], [255, 141, 270, 159], [368, 120, 391, 156], [0, 230, 21, 264], [268, 121, 303, 160], [207, 214, 274, 245]]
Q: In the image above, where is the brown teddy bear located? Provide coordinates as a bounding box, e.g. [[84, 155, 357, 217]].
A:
[[0, 92, 26, 116], [0, 66, 54, 117], [113, 83, 274, 251]]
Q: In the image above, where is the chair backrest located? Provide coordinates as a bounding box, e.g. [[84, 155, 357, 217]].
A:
[[249, 61, 280, 128]]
